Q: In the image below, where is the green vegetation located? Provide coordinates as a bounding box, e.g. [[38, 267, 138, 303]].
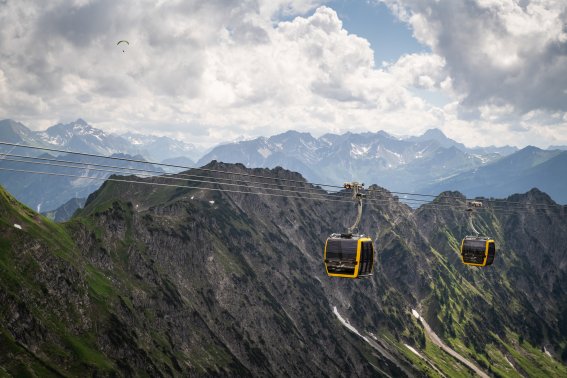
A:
[[492, 331, 567, 377], [0, 330, 63, 377], [422, 337, 473, 377], [2, 176, 567, 377], [64, 334, 115, 372], [87, 267, 114, 301]]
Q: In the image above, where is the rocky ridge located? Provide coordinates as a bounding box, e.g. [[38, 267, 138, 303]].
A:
[[0, 162, 566, 376]]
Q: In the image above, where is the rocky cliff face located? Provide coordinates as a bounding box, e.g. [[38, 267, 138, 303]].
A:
[[1, 163, 566, 376], [414, 190, 567, 371]]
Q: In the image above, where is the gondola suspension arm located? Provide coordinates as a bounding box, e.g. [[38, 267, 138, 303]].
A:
[[466, 201, 482, 236], [468, 212, 480, 236], [344, 182, 364, 234]]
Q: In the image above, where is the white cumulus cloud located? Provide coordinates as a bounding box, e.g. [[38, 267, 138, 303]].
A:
[[1, 1, 449, 146], [1, 0, 566, 148], [381, 0, 567, 113]]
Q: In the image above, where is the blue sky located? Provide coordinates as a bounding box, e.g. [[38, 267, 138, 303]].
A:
[[1, 1, 566, 148], [329, 0, 428, 64]]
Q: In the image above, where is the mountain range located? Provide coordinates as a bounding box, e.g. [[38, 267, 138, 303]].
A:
[[2, 118, 567, 217], [0, 119, 199, 212], [1, 162, 566, 376], [0, 119, 201, 162], [198, 130, 567, 205], [197, 129, 516, 193], [423, 146, 567, 203]]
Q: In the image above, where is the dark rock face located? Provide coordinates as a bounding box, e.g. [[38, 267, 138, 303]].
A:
[[1, 164, 566, 376], [413, 189, 567, 360]]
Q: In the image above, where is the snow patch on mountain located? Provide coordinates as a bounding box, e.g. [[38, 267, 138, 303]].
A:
[[258, 147, 272, 158], [350, 143, 370, 158], [472, 154, 492, 164], [333, 306, 364, 338]]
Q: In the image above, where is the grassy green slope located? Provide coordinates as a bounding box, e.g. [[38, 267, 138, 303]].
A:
[[2, 166, 567, 377], [414, 191, 567, 377], [0, 183, 252, 376], [0, 186, 115, 375]]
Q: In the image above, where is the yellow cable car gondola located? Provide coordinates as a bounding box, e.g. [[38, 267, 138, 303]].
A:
[[324, 182, 374, 279], [460, 201, 496, 267], [324, 233, 374, 278], [461, 236, 496, 267]]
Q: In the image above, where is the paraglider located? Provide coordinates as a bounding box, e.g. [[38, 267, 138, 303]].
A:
[[117, 40, 129, 52]]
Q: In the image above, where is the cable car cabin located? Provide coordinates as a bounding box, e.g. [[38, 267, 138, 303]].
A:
[[460, 236, 496, 267], [324, 234, 374, 279]]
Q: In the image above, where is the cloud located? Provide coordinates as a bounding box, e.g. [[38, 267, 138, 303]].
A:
[[1, 1, 445, 144], [2, 0, 566, 149], [386, 53, 446, 90], [381, 0, 567, 114]]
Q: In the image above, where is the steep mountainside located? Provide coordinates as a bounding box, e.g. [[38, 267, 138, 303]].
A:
[[1, 163, 566, 376], [0, 119, 39, 145], [422, 146, 567, 203], [415, 190, 567, 361]]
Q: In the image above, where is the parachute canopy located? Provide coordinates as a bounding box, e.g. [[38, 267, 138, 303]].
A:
[[117, 40, 129, 53]]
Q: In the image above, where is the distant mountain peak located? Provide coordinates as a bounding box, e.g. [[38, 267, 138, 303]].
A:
[[269, 130, 316, 143], [0, 118, 24, 127], [519, 145, 542, 153], [0, 119, 30, 133], [0, 119, 35, 143], [422, 128, 447, 139], [277, 130, 309, 137], [404, 128, 467, 152], [376, 130, 395, 139], [506, 187, 556, 205], [47, 119, 102, 135]]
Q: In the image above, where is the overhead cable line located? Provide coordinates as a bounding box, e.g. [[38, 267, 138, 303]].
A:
[[0, 167, 359, 204], [0, 152, 333, 195], [0, 165, 431, 208], [0, 156, 475, 208], [367, 186, 559, 210], [0, 147, 475, 207], [0, 156, 349, 201], [367, 187, 438, 199], [0, 141, 499, 204], [0, 141, 344, 190], [0, 141, 562, 211], [0, 166, 561, 217]]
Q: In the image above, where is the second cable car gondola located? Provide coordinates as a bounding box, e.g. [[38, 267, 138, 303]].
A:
[[324, 182, 375, 279], [460, 201, 496, 267]]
